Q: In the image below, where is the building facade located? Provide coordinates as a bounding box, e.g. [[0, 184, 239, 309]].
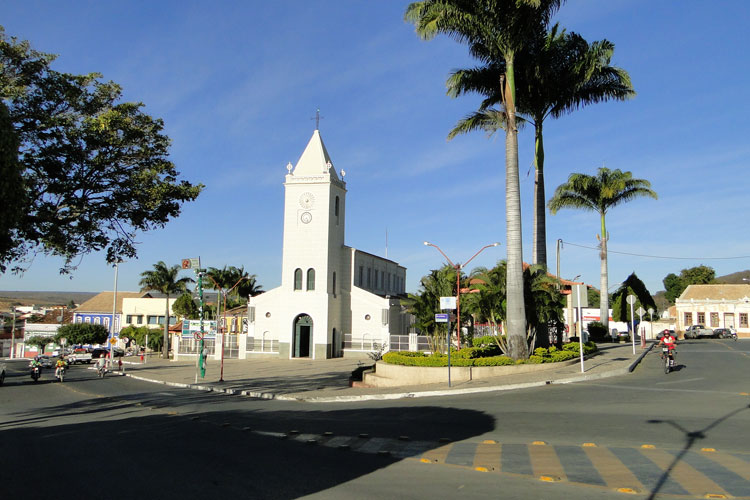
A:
[[675, 284, 750, 337]]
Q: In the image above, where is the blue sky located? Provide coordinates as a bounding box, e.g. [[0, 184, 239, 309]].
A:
[[1, 0, 749, 297]]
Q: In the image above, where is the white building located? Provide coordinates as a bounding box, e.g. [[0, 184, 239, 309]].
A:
[[247, 129, 409, 359], [675, 284, 750, 337]]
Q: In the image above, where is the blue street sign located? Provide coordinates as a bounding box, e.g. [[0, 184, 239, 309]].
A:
[[435, 313, 449, 323]]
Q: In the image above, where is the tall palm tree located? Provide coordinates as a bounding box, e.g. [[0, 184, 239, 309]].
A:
[[139, 261, 194, 358], [447, 24, 635, 268], [547, 167, 657, 330], [406, 0, 563, 360]]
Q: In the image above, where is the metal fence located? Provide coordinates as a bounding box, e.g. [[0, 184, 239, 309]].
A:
[[246, 336, 279, 353], [223, 334, 239, 359], [343, 333, 382, 351], [177, 337, 216, 355]]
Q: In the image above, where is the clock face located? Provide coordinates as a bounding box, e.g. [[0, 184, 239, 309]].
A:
[[299, 192, 315, 209], [300, 211, 312, 224]]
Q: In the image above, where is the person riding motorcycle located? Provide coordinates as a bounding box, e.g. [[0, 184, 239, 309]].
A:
[[96, 356, 107, 375], [55, 357, 67, 379], [658, 330, 677, 365]]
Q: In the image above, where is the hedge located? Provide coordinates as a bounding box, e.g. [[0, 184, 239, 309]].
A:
[[382, 340, 597, 367]]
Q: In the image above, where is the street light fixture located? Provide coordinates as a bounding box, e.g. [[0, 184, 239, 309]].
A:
[[423, 241, 500, 348]]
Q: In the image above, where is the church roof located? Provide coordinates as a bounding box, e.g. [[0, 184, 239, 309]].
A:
[[293, 130, 340, 180]]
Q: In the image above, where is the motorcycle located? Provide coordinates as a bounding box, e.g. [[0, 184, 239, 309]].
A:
[[55, 366, 66, 382], [97, 363, 107, 378], [661, 347, 676, 374], [30, 365, 41, 382]]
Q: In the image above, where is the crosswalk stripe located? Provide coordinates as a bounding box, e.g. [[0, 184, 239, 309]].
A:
[[583, 444, 644, 491], [529, 443, 566, 481], [671, 450, 750, 498], [445, 442, 479, 467], [609, 447, 688, 495], [500, 443, 533, 475], [640, 448, 727, 498], [473, 442, 501, 472], [421, 443, 453, 463], [555, 445, 606, 486], [708, 453, 750, 481]]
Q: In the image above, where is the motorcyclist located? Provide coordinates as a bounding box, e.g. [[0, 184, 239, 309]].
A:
[[29, 356, 42, 369], [658, 330, 677, 365], [55, 357, 67, 378], [96, 356, 107, 375]]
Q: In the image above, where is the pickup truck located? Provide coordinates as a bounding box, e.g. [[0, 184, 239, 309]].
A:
[[683, 324, 715, 339], [65, 351, 93, 364]]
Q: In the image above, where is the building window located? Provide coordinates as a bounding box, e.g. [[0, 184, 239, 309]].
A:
[[740, 313, 748, 328], [697, 312, 705, 324], [76, 316, 82, 323], [367, 268, 371, 288], [94, 317, 100, 325], [104, 317, 110, 329], [147, 315, 165, 325], [307, 268, 315, 291], [710, 312, 719, 328], [358, 266, 363, 286], [683, 312, 692, 326], [387, 273, 391, 291], [294, 268, 303, 290], [724, 313, 734, 328], [381, 271, 384, 290], [136, 315, 143, 324], [126, 315, 134, 323], [85, 317, 91, 323], [335, 196, 340, 225], [332, 272, 337, 296]]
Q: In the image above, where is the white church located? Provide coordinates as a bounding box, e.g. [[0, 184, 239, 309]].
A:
[[246, 128, 410, 359]]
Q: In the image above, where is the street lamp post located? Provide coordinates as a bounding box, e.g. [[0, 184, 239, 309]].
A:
[[423, 241, 500, 348], [207, 275, 249, 382], [10, 306, 16, 359]]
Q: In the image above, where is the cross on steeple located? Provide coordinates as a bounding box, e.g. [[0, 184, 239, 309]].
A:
[[311, 108, 323, 130]]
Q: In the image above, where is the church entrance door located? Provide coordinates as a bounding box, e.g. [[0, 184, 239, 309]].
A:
[[293, 314, 313, 358]]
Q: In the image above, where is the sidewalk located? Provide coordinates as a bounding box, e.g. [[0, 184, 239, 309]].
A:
[[116, 342, 654, 403]]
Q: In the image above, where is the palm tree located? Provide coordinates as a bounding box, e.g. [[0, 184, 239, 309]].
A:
[[446, 24, 635, 269], [548, 167, 657, 330], [406, 0, 563, 360], [139, 261, 194, 358]]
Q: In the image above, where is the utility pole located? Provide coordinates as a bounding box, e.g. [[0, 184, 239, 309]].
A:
[[10, 306, 16, 359]]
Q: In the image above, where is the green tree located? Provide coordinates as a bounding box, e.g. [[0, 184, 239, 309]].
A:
[[406, 0, 563, 360], [662, 265, 715, 304], [0, 27, 203, 274], [446, 24, 634, 268], [611, 272, 657, 323], [139, 261, 194, 359], [548, 167, 657, 330], [172, 292, 199, 319], [119, 325, 161, 351], [402, 265, 457, 353], [55, 323, 109, 345], [25, 335, 53, 353]]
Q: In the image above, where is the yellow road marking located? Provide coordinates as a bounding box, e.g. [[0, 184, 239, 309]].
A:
[[617, 487, 640, 494], [701, 448, 716, 452], [701, 452, 750, 481], [582, 442, 597, 447], [640, 447, 728, 498], [420, 443, 453, 464], [583, 445, 643, 491], [528, 442, 566, 481], [531, 440, 547, 445], [473, 442, 501, 472], [641, 444, 655, 449]]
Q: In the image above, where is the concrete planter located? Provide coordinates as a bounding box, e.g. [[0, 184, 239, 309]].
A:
[[362, 358, 578, 387]]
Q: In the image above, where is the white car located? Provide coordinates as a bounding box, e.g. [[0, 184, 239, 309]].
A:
[[0, 361, 6, 385]]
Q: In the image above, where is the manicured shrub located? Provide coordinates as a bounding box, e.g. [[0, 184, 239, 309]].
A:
[[587, 321, 608, 341], [472, 356, 516, 366]]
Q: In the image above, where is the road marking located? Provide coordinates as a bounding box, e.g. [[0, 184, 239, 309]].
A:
[[583, 445, 643, 491], [529, 442, 566, 481], [420, 443, 453, 464], [655, 377, 704, 385], [473, 441, 501, 472], [702, 453, 750, 481], [640, 447, 728, 498]]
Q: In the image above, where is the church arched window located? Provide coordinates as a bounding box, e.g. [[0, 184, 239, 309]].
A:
[[294, 268, 303, 290], [307, 268, 315, 291], [332, 271, 337, 297], [335, 196, 340, 225]]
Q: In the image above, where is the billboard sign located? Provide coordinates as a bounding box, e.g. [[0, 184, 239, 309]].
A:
[[181, 319, 217, 338]]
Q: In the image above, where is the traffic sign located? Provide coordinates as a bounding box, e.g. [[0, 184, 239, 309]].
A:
[[181, 258, 200, 269], [626, 294, 636, 305], [435, 313, 449, 323], [440, 297, 457, 310], [636, 307, 645, 316]]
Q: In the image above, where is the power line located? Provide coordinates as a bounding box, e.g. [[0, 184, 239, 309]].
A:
[[559, 240, 750, 261]]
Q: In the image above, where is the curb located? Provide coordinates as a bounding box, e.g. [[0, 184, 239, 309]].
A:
[[118, 345, 654, 403]]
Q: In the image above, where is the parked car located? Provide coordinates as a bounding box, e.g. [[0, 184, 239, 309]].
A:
[[0, 360, 6, 385], [713, 328, 732, 339], [684, 324, 714, 339]]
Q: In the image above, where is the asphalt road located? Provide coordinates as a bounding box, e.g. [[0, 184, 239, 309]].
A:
[[2, 339, 748, 499]]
